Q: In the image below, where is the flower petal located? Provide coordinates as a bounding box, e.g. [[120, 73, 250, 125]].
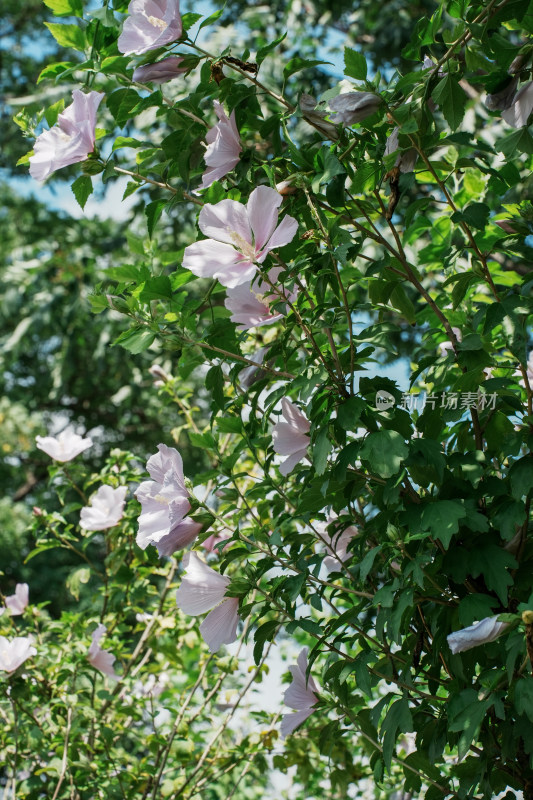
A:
[[280, 707, 314, 738], [447, 616, 510, 654], [262, 214, 298, 252], [198, 200, 251, 246], [183, 239, 256, 287], [247, 186, 283, 250], [199, 597, 239, 652], [175, 551, 230, 614], [155, 518, 202, 556]]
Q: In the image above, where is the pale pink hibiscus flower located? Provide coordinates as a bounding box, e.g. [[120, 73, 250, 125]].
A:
[[135, 444, 201, 556], [281, 647, 319, 737], [80, 485, 128, 532], [118, 0, 182, 56], [272, 398, 310, 476], [182, 186, 298, 289], [0, 636, 36, 673], [502, 82, 533, 128], [384, 127, 418, 173], [88, 624, 119, 679], [328, 91, 381, 125], [133, 56, 187, 84], [238, 345, 269, 390], [299, 94, 339, 139], [322, 521, 358, 573], [5, 584, 29, 616], [36, 429, 93, 462], [447, 616, 510, 655], [224, 267, 295, 330], [29, 90, 104, 182], [201, 100, 242, 188], [175, 552, 239, 652]]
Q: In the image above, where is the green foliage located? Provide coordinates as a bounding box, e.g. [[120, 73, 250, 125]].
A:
[[3, 0, 533, 797]]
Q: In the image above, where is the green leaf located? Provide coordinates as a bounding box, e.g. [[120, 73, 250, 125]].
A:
[[381, 698, 413, 770], [337, 396, 365, 431], [514, 678, 533, 722], [145, 200, 167, 238], [509, 456, 533, 499], [432, 75, 466, 131], [134, 276, 172, 303], [206, 365, 225, 411], [448, 689, 492, 761], [66, 566, 90, 600], [107, 88, 141, 127], [498, 127, 533, 157], [256, 33, 287, 65], [71, 175, 93, 210], [283, 57, 328, 81], [113, 327, 156, 354], [344, 47, 367, 80], [389, 284, 416, 324], [43, 0, 83, 16], [44, 22, 86, 51], [180, 12, 203, 32], [313, 426, 331, 476], [112, 136, 147, 151], [421, 500, 466, 548], [452, 202, 490, 231], [37, 62, 74, 83], [199, 8, 223, 30], [469, 545, 517, 605], [359, 430, 408, 478]]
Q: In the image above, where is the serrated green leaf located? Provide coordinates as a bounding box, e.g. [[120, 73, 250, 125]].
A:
[[344, 47, 367, 80], [113, 327, 156, 354], [360, 430, 408, 478], [256, 32, 287, 64], [432, 75, 466, 131], [420, 500, 466, 548], [145, 199, 167, 238], [44, 22, 86, 51], [43, 0, 83, 16], [71, 175, 93, 210]]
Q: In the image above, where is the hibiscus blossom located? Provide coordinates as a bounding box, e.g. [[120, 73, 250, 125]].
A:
[[224, 267, 295, 330], [133, 56, 187, 84], [272, 398, 310, 476], [29, 90, 104, 182], [182, 186, 298, 289], [201, 100, 242, 188], [118, 0, 182, 56], [0, 636, 36, 673], [447, 616, 510, 654], [328, 91, 381, 125], [5, 584, 29, 616], [501, 81, 533, 128], [35, 429, 93, 462], [383, 127, 418, 174], [88, 624, 119, 680], [280, 647, 319, 737], [175, 552, 239, 652], [80, 485, 128, 532], [135, 444, 201, 555], [322, 521, 358, 573]]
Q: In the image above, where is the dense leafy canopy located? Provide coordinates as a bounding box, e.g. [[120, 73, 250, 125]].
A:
[[1, 0, 533, 798]]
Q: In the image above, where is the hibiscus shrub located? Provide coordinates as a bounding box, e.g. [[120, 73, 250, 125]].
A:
[[6, 0, 533, 797]]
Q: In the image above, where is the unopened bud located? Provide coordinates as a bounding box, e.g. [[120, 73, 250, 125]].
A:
[[522, 610, 533, 625], [276, 178, 298, 196], [149, 365, 171, 383], [32, 506, 43, 517]]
